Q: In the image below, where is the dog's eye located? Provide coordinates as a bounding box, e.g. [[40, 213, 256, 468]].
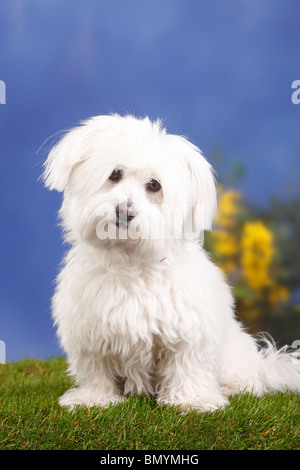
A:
[[146, 179, 161, 193], [109, 169, 122, 182]]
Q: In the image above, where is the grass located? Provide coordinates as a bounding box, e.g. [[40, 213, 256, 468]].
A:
[[0, 357, 299, 450]]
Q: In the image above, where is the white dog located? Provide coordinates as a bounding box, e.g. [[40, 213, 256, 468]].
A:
[[43, 114, 300, 412]]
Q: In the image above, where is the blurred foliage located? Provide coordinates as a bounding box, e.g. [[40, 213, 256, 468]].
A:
[[204, 152, 300, 346]]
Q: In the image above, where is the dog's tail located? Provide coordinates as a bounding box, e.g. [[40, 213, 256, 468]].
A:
[[255, 334, 300, 394], [221, 328, 300, 397]]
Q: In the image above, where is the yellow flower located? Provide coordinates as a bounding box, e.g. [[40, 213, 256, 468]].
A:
[[215, 190, 241, 228], [241, 221, 274, 291], [213, 230, 239, 257], [212, 189, 241, 273]]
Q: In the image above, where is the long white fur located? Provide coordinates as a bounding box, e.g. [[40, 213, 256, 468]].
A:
[[43, 114, 300, 412]]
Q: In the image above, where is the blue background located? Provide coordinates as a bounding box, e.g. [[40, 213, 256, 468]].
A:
[[1, 0, 300, 361]]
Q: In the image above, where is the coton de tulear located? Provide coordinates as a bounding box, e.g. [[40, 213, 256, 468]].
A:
[[43, 114, 300, 412]]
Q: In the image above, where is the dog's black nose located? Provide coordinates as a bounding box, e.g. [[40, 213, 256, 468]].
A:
[[115, 201, 136, 225]]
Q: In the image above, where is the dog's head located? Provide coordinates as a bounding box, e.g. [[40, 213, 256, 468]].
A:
[[43, 114, 216, 250]]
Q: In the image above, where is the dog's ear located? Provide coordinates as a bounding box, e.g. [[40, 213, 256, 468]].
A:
[[182, 140, 217, 232], [43, 115, 120, 192], [42, 123, 92, 192]]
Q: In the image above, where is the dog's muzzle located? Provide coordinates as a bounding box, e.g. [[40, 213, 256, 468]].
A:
[[115, 201, 137, 227]]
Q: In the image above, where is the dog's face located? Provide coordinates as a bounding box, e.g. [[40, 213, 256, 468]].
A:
[[43, 115, 217, 250]]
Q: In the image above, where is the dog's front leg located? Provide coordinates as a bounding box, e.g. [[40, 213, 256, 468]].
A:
[[58, 351, 123, 410], [155, 341, 228, 413]]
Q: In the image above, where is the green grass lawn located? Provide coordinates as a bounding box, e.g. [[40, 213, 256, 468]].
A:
[[0, 357, 299, 450]]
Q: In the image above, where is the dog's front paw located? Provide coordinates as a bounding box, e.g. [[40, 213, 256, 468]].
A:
[[58, 387, 123, 410], [177, 397, 229, 413], [158, 394, 229, 414]]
